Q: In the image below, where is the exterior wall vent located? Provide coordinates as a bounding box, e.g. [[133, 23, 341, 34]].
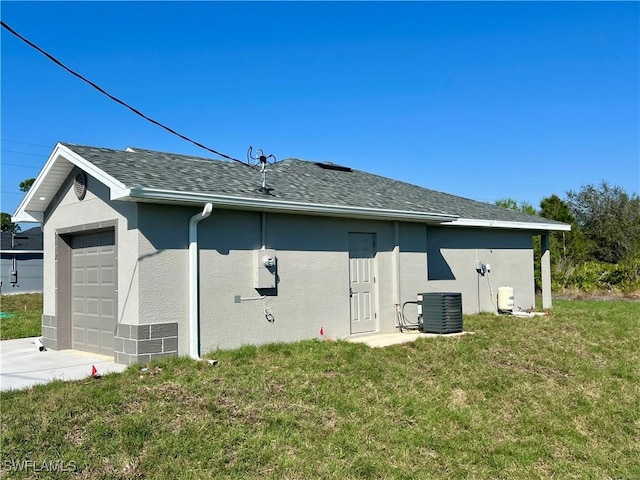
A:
[[74, 171, 88, 200], [417, 292, 463, 334]]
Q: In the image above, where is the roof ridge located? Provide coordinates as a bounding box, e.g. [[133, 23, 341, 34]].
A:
[[41, 143, 568, 229], [125, 146, 230, 164], [61, 142, 237, 166]]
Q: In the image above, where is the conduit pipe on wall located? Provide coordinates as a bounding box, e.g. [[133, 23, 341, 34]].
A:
[[189, 203, 213, 359]]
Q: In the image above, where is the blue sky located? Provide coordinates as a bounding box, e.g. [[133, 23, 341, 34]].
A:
[[2, 1, 639, 220]]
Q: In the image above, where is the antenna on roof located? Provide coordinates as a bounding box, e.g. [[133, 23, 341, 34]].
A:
[[247, 146, 277, 194]]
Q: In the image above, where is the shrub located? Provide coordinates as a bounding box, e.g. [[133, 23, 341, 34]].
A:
[[552, 258, 640, 292]]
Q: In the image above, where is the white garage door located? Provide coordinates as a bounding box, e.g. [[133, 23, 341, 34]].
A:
[[71, 231, 116, 356]]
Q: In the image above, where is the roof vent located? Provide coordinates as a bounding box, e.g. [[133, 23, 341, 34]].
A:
[[315, 162, 352, 172]]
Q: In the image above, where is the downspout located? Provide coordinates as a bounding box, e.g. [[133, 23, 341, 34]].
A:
[[189, 203, 213, 359], [393, 221, 401, 324]]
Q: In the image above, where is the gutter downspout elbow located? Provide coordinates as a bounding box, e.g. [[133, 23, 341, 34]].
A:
[[189, 203, 213, 359]]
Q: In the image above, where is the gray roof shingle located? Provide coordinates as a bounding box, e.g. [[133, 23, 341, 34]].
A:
[[1, 227, 43, 251], [61, 143, 565, 226]]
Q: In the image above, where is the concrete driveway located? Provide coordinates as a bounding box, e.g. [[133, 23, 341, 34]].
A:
[[0, 337, 127, 392]]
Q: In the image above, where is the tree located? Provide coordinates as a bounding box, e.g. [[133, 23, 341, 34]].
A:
[[1, 212, 20, 233], [495, 198, 537, 216], [539, 194, 586, 264], [19, 178, 35, 192], [539, 194, 574, 224], [566, 182, 640, 264]]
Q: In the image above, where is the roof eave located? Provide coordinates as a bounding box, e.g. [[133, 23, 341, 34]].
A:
[[12, 210, 44, 223], [116, 187, 459, 223], [443, 218, 572, 232], [12, 143, 129, 223]]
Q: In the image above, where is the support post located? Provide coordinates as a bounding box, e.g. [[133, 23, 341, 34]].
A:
[[541, 233, 552, 309]]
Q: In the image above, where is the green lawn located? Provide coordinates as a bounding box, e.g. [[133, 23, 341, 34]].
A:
[[1, 299, 638, 479], [0, 293, 42, 340]]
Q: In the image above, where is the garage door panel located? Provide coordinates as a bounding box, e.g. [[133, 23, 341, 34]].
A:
[[71, 231, 116, 357], [101, 298, 114, 317], [101, 244, 115, 254], [73, 297, 84, 315], [101, 266, 115, 285], [73, 267, 85, 285], [73, 326, 85, 345], [86, 297, 99, 316], [100, 331, 114, 350], [87, 267, 99, 285], [85, 328, 100, 349]]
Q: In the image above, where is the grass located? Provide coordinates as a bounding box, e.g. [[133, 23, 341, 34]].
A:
[[1, 299, 639, 479], [0, 293, 42, 340]]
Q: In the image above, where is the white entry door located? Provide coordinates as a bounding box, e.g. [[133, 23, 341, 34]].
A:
[[349, 233, 377, 334]]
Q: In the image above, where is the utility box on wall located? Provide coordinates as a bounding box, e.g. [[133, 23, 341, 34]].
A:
[[255, 249, 277, 289]]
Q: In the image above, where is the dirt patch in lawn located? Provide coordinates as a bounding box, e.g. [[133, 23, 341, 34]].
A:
[[555, 288, 640, 302]]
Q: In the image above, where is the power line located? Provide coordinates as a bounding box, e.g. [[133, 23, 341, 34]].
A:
[[2, 162, 42, 170], [1, 149, 47, 157], [1, 139, 50, 148], [1, 20, 251, 167]]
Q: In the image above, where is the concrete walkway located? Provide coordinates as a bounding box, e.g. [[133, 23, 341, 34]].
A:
[[0, 337, 127, 392], [347, 330, 471, 348]]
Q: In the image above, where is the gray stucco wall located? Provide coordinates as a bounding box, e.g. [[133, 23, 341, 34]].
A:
[[424, 226, 535, 314], [0, 255, 43, 294], [200, 212, 397, 350], [41, 170, 140, 326], [138, 206, 399, 355], [40, 175, 539, 362], [397, 222, 429, 324], [137, 206, 536, 357]]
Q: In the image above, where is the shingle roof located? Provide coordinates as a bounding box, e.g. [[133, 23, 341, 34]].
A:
[[61, 143, 565, 227], [0, 227, 43, 251]]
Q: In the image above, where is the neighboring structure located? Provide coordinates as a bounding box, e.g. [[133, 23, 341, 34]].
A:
[[0, 226, 43, 294], [13, 143, 570, 365]]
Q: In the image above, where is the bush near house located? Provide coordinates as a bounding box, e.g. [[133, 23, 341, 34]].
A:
[[500, 183, 640, 296], [0, 293, 42, 339], [553, 258, 640, 294], [1, 299, 638, 479]]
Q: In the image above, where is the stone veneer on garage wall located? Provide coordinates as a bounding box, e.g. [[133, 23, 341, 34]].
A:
[[41, 316, 178, 365], [114, 322, 179, 365], [41, 314, 59, 350]]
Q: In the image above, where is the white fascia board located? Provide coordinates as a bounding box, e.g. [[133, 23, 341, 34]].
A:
[[12, 211, 44, 223], [117, 187, 459, 223], [12, 144, 62, 221], [443, 218, 572, 232], [12, 143, 128, 222], [54, 144, 129, 199]]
